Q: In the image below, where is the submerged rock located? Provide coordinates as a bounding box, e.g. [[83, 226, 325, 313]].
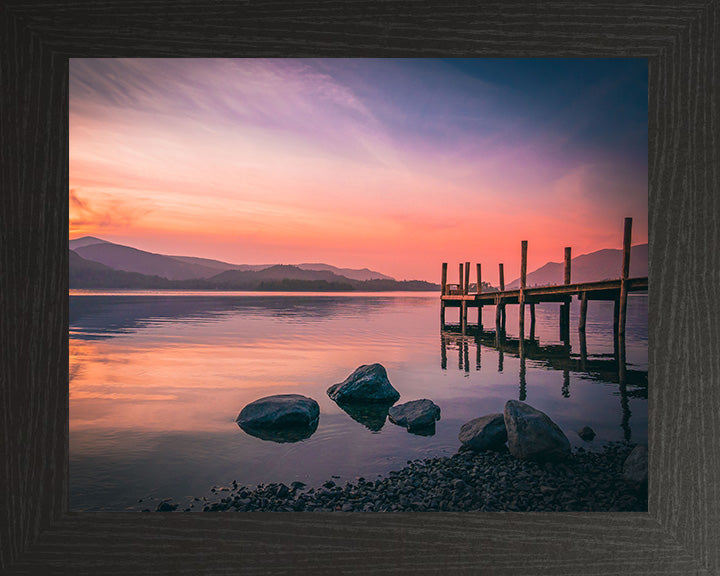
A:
[[237, 394, 319, 443], [458, 413, 507, 451], [577, 426, 596, 441], [504, 400, 571, 462], [327, 364, 400, 404], [389, 399, 441, 433], [623, 444, 648, 491]]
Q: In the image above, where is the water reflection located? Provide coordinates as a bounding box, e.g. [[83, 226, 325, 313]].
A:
[[333, 400, 392, 432], [237, 418, 319, 443], [70, 294, 407, 340], [70, 292, 647, 511], [440, 327, 647, 441]]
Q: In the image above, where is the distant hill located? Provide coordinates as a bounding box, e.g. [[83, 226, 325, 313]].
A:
[[297, 263, 394, 281], [507, 244, 648, 289], [69, 243, 438, 291], [69, 236, 394, 283], [70, 249, 174, 289], [208, 264, 357, 288], [168, 255, 252, 272], [71, 239, 221, 280], [69, 236, 110, 249]]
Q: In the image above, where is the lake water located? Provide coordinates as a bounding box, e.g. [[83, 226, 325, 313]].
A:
[[69, 291, 648, 511]]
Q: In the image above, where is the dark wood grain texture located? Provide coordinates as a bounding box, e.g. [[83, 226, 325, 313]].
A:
[[1, 1, 718, 574]]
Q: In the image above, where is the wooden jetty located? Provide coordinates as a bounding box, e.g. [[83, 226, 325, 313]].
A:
[[440, 217, 648, 353]]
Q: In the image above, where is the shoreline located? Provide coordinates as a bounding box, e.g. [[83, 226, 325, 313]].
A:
[[151, 441, 646, 513]]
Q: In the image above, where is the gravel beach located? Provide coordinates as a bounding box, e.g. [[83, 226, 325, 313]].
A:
[[155, 441, 646, 513]]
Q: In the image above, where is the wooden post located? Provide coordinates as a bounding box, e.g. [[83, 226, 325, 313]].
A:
[[476, 263, 483, 330], [475, 334, 481, 370], [579, 291, 588, 332], [564, 247, 572, 285], [561, 247, 571, 340], [613, 298, 620, 358], [498, 263, 506, 332], [618, 217, 632, 344], [519, 241, 527, 353], [579, 291, 588, 358], [529, 302, 536, 341], [440, 263, 447, 327], [458, 262, 464, 325], [463, 261, 470, 334]]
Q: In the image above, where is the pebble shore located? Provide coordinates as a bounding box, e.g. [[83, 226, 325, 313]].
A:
[[157, 442, 646, 513]]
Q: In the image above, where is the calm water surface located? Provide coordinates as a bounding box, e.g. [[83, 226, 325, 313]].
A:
[[70, 291, 648, 511]]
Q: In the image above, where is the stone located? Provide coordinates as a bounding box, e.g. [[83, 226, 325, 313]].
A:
[[327, 364, 400, 404], [458, 413, 507, 451], [577, 426, 596, 441], [236, 394, 319, 443], [156, 499, 178, 512], [388, 399, 441, 432], [504, 400, 571, 462], [623, 444, 648, 490]]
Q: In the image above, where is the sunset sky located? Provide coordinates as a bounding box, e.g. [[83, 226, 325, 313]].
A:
[[69, 58, 647, 283]]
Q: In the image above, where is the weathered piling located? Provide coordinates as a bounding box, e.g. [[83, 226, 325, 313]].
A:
[[519, 240, 527, 354], [476, 263, 483, 330], [440, 262, 448, 326], [561, 247, 571, 341], [579, 290, 588, 365], [618, 218, 632, 343]]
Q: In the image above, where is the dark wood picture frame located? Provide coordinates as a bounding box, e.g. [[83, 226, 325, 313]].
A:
[[1, 2, 718, 574]]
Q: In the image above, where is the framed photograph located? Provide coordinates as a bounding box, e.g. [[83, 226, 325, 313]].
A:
[[2, 2, 718, 575]]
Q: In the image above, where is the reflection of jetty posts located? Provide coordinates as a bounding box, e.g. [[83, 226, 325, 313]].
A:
[[440, 218, 648, 352]]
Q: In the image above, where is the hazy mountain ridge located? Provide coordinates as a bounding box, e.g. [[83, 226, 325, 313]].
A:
[[69, 245, 437, 291], [69, 236, 394, 282], [506, 244, 648, 289], [297, 263, 393, 281]]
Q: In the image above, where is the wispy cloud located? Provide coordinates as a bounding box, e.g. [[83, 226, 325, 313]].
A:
[[70, 58, 647, 280]]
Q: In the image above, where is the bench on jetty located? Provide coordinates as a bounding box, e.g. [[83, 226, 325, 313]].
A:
[[439, 218, 648, 355]]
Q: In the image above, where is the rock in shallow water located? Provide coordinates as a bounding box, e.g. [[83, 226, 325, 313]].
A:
[[577, 426, 596, 441], [504, 400, 571, 462], [389, 399, 440, 432], [237, 394, 319, 443], [327, 364, 400, 404], [458, 413, 507, 451]]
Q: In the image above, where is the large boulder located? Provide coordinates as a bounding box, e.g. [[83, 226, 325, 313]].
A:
[[389, 399, 440, 432], [236, 394, 319, 443], [458, 413, 507, 451], [577, 426, 596, 441], [327, 364, 400, 404], [504, 400, 571, 462], [623, 444, 648, 491]]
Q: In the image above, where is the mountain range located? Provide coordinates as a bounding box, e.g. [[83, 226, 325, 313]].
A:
[[69, 237, 430, 291], [506, 243, 648, 288], [69, 236, 648, 291]]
